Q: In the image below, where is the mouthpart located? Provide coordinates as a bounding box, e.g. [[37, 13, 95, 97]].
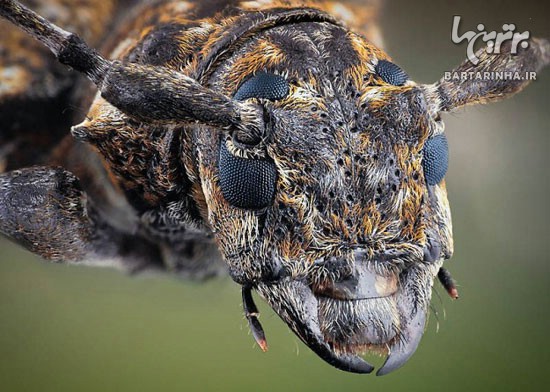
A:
[[252, 259, 442, 376]]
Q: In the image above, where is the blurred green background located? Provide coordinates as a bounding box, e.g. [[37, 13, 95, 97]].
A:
[[1, 1, 549, 391]]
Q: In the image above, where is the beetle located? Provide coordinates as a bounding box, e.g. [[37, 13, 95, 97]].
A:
[[0, 0, 548, 375]]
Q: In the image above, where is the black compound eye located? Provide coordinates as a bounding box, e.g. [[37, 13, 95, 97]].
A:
[[375, 60, 408, 86], [234, 72, 290, 101], [218, 140, 277, 209], [422, 134, 449, 186]]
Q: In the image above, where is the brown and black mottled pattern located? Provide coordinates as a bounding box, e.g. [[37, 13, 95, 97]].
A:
[[0, 166, 162, 269], [0, 0, 548, 375], [0, 0, 133, 170]]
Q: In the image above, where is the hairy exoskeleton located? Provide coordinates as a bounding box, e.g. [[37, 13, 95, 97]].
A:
[[0, 0, 548, 375]]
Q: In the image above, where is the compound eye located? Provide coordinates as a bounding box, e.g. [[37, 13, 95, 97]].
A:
[[218, 140, 277, 209], [422, 134, 449, 186], [234, 72, 290, 101], [375, 60, 409, 86]]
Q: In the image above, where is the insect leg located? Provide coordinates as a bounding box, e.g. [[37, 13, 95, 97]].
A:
[[0, 166, 161, 271]]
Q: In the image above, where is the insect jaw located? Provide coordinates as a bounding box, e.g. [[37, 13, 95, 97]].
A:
[[251, 262, 437, 376], [240, 248, 442, 375], [255, 279, 376, 374]]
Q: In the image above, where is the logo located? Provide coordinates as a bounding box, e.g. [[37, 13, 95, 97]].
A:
[[451, 16, 530, 66]]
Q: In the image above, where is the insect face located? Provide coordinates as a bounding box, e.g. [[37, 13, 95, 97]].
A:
[[0, 0, 547, 376], [194, 21, 452, 373]]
